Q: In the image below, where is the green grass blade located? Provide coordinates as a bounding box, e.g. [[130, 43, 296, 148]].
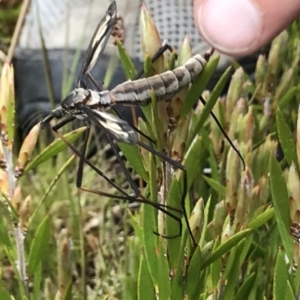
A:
[[235, 272, 256, 300], [25, 127, 86, 172], [276, 107, 298, 169], [0, 286, 11, 300], [118, 143, 148, 181], [203, 176, 226, 196], [248, 207, 274, 229], [138, 255, 156, 300], [116, 39, 138, 79], [181, 55, 220, 119], [189, 66, 232, 144], [200, 229, 252, 269], [28, 215, 51, 275], [29, 155, 76, 227], [269, 155, 293, 261], [273, 249, 289, 300], [278, 86, 297, 109], [33, 262, 42, 300], [141, 153, 158, 291], [186, 248, 202, 297]]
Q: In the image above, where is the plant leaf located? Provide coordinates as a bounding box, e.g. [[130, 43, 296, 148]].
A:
[[200, 229, 252, 269], [28, 215, 51, 275], [116, 39, 138, 79], [203, 175, 226, 196], [138, 255, 156, 300], [269, 155, 293, 261], [118, 143, 148, 181], [248, 207, 274, 229], [25, 127, 86, 172], [189, 65, 232, 143], [181, 55, 220, 119], [273, 249, 289, 300], [276, 107, 298, 169]]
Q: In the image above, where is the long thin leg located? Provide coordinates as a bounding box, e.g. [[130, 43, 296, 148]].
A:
[[92, 114, 190, 239], [54, 127, 131, 197], [75, 124, 94, 189], [53, 125, 183, 213], [106, 132, 187, 239], [199, 95, 245, 170], [136, 43, 175, 79], [54, 126, 184, 238], [79, 185, 183, 239], [52, 118, 130, 196], [133, 43, 197, 244], [137, 140, 195, 245], [106, 133, 141, 197], [52, 115, 77, 131]]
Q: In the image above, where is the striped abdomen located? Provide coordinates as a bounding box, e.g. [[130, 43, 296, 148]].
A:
[[110, 54, 207, 106]]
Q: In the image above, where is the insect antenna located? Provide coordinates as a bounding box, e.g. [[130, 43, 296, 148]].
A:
[[22, 110, 49, 137]]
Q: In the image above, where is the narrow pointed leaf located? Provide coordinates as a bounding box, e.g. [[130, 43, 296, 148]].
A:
[[285, 281, 295, 300], [0, 287, 11, 300], [142, 153, 158, 290], [200, 229, 252, 269], [33, 263, 42, 300], [181, 55, 219, 119], [157, 240, 171, 300], [269, 155, 293, 261], [138, 255, 156, 300], [25, 127, 86, 172], [203, 175, 226, 196], [28, 215, 51, 275], [189, 66, 232, 143], [248, 207, 274, 229], [116, 39, 138, 79], [186, 248, 202, 298], [235, 273, 256, 300], [118, 143, 148, 181], [278, 86, 297, 109], [273, 249, 289, 300], [276, 107, 298, 168]]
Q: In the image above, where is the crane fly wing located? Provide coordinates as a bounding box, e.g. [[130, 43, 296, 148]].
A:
[[78, 1, 117, 86], [78, 104, 138, 144], [94, 111, 139, 144]]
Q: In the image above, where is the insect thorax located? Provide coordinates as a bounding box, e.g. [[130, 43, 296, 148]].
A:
[[61, 88, 89, 107]]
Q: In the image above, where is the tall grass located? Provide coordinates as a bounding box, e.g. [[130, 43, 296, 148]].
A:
[[0, 5, 299, 300]]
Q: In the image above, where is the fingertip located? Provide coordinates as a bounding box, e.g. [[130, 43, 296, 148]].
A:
[[194, 0, 300, 57], [194, 0, 263, 56]]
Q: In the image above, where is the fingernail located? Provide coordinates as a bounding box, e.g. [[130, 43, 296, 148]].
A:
[[197, 0, 263, 55]]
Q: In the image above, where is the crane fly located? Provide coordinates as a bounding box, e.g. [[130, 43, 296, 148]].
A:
[[39, 1, 242, 244]]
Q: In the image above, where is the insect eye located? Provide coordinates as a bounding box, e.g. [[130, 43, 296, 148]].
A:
[[53, 109, 64, 118]]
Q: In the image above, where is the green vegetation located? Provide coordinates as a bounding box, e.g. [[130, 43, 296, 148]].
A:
[[0, 5, 299, 300]]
